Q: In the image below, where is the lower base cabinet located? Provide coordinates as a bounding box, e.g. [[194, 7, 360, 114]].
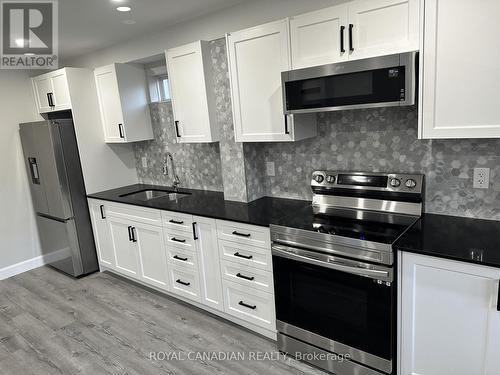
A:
[[400, 252, 500, 375]]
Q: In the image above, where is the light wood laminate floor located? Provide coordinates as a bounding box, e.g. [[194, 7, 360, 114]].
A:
[[0, 267, 323, 375]]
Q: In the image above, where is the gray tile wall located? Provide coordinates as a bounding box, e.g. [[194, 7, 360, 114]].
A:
[[243, 107, 500, 220]]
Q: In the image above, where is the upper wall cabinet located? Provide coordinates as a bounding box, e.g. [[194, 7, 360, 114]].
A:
[[94, 63, 153, 143], [32, 69, 72, 113], [166, 41, 219, 143], [289, 0, 419, 69], [227, 19, 317, 142], [420, 0, 500, 139]]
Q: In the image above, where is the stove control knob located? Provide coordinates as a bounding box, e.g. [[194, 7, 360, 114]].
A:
[[326, 175, 336, 184], [314, 175, 325, 183], [389, 178, 401, 188], [405, 179, 417, 189]]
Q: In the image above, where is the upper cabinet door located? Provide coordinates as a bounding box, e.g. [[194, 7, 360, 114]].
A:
[[166, 41, 219, 143], [347, 0, 419, 60], [94, 65, 125, 142], [227, 19, 295, 142], [290, 4, 349, 69], [94, 63, 153, 143], [32, 75, 53, 113], [420, 0, 500, 139], [50, 71, 71, 111]]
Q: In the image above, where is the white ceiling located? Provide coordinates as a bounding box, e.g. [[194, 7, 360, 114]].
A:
[[58, 0, 248, 59]]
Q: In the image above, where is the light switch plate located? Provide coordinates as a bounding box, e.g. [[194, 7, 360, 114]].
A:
[[141, 156, 148, 168], [266, 161, 275, 177], [473, 168, 490, 189]]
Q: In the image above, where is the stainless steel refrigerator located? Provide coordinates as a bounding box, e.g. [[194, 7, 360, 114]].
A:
[[19, 117, 99, 277]]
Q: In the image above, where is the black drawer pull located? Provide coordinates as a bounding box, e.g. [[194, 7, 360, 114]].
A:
[[234, 252, 253, 260], [238, 301, 256, 310], [99, 205, 106, 219], [236, 273, 255, 281], [171, 237, 186, 243], [169, 219, 184, 225], [173, 255, 188, 262], [232, 231, 251, 238], [176, 279, 190, 286]]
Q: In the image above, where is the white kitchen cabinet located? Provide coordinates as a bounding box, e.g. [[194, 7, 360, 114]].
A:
[[400, 252, 500, 375], [94, 63, 153, 143], [419, 0, 500, 139], [108, 216, 140, 279], [32, 69, 72, 113], [290, 4, 349, 69], [134, 222, 169, 290], [88, 200, 115, 269], [194, 216, 223, 311], [166, 41, 219, 143], [347, 0, 419, 60], [227, 19, 317, 142]]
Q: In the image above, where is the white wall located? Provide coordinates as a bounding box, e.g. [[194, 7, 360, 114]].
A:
[[67, 0, 344, 68], [0, 70, 42, 271]]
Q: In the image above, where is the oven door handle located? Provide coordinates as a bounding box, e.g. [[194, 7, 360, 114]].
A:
[[272, 245, 392, 282]]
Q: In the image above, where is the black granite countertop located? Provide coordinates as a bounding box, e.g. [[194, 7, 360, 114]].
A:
[[87, 184, 311, 227], [395, 213, 500, 268]]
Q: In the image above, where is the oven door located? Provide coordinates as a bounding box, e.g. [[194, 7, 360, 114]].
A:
[[282, 52, 416, 114], [272, 244, 394, 373]]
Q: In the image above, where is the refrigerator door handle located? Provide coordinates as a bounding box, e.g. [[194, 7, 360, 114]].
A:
[[28, 157, 40, 184]]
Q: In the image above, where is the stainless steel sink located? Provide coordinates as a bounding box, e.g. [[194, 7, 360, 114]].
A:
[[120, 189, 191, 201]]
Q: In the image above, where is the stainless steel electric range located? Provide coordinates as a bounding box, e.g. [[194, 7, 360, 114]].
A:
[[270, 171, 424, 375]]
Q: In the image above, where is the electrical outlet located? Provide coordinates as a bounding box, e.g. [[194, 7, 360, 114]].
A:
[[141, 156, 148, 168], [266, 161, 275, 177], [473, 168, 490, 189]]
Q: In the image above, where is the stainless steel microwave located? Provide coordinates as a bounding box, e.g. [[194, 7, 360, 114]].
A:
[[282, 51, 418, 114]]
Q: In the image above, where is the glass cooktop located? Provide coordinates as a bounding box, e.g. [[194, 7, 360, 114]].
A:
[[272, 205, 419, 245]]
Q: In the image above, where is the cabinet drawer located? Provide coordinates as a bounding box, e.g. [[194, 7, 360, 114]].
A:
[[163, 228, 196, 251], [166, 247, 197, 269], [168, 264, 201, 303], [219, 240, 272, 271], [106, 202, 161, 226], [216, 220, 270, 249], [221, 260, 273, 293], [222, 280, 275, 331], [162, 211, 193, 232]]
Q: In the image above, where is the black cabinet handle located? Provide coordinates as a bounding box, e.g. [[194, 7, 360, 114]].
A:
[[236, 273, 255, 281], [171, 237, 186, 243], [234, 252, 253, 260], [118, 124, 124, 139], [284, 115, 290, 135], [174, 121, 181, 138], [238, 301, 256, 310], [99, 205, 106, 219], [340, 25, 345, 53], [192, 222, 198, 240], [169, 219, 184, 225], [232, 231, 251, 238], [348, 24, 354, 52], [128, 226, 133, 242], [173, 255, 188, 262], [176, 279, 190, 286], [131, 227, 137, 242], [497, 280, 500, 312], [47, 93, 55, 107]]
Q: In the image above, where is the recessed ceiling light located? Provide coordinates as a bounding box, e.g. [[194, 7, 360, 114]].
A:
[[122, 19, 136, 24], [116, 6, 131, 12]]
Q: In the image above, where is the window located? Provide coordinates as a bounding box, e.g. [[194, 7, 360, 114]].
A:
[[156, 75, 170, 102]]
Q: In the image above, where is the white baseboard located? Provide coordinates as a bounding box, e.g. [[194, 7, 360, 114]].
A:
[[0, 248, 70, 281]]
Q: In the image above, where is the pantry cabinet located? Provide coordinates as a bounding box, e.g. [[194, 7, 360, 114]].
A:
[[419, 0, 500, 139], [166, 41, 219, 143], [400, 252, 500, 375], [289, 0, 419, 68], [227, 19, 317, 142], [94, 63, 153, 143], [32, 69, 72, 113]]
